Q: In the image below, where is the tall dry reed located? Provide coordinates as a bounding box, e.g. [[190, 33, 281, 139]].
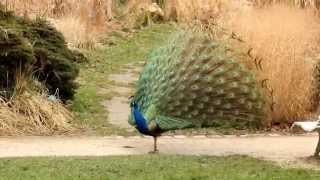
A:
[[226, 5, 320, 123]]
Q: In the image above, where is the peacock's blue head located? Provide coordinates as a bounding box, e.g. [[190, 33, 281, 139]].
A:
[[128, 96, 139, 126], [130, 101, 138, 109]]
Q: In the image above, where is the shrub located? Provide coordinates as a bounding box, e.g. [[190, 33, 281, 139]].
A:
[[0, 7, 80, 100]]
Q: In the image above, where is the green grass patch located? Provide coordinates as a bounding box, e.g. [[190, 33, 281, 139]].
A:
[[72, 24, 177, 135], [0, 155, 319, 180]]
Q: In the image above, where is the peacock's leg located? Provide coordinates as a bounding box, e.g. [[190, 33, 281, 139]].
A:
[[148, 136, 159, 154], [153, 136, 158, 153], [314, 131, 320, 157]]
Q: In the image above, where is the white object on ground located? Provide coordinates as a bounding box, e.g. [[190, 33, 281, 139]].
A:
[[291, 116, 320, 156], [291, 121, 320, 132]]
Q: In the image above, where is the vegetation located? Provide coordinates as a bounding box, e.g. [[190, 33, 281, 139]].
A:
[[225, 4, 320, 124], [0, 7, 79, 100], [0, 6, 79, 135], [5, 0, 110, 49], [0, 91, 73, 135], [72, 24, 177, 135], [0, 1, 320, 178], [0, 155, 319, 179], [2, 0, 320, 132]]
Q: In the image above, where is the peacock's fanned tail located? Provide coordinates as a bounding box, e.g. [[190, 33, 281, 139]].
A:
[[131, 31, 266, 131]]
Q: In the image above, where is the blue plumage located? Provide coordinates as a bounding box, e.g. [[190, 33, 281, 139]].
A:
[[130, 101, 160, 152], [131, 102, 151, 135]]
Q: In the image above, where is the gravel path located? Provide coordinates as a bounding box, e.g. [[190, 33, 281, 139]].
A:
[[0, 135, 318, 166]]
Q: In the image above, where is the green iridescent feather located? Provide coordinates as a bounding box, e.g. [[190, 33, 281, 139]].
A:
[[129, 30, 266, 131]]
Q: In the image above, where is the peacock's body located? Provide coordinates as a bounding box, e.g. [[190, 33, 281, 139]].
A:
[[129, 31, 266, 152]]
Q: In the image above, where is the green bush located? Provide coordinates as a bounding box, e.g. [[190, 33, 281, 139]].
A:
[[0, 7, 80, 100]]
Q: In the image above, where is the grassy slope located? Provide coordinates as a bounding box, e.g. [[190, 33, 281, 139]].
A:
[[71, 24, 177, 135], [0, 155, 319, 180]]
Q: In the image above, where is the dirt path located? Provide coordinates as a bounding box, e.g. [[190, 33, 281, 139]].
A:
[[103, 63, 143, 130], [0, 135, 318, 166]]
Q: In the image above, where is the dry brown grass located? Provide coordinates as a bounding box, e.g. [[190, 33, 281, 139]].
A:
[[123, 0, 320, 26], [56, 0, 107, 48], [162, 0, 229, 22], [123, 0, 236, 28], [4, 0, 71, 17], [0, 91, 73, 135], [0, 74, 73, 135], [123, 0, 164, 28], [251, 0, 320, 9], [5, 0, 109, 49], [225, 4, 320, 123]]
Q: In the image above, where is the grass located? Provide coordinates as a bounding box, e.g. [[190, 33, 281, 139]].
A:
[[0, 90, 73, 136], [72, 24, 177, 135], [0, 155, 319, 179]]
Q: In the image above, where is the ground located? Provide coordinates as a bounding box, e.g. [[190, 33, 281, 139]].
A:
[[0, 135, 319, 168]]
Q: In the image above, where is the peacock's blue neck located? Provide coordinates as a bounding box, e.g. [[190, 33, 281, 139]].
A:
[[132, 103, 151, 135]]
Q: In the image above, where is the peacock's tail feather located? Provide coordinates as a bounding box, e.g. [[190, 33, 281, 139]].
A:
[[130, 30, 266, 131]]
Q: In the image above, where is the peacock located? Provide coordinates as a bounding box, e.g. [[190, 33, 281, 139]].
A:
[[129, 30, 266, 152]]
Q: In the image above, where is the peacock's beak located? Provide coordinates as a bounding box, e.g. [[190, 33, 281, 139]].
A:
[[129, 96, 134, 103]]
